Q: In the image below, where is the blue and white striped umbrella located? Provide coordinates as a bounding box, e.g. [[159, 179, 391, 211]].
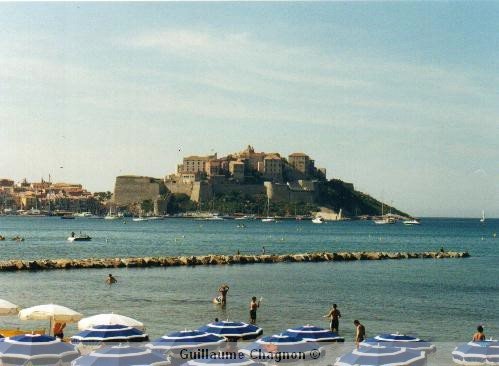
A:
[[241, 334, 324, 363], [198, 321, 263, 340], [148, 330, 226, 350], [284, 325, 344, 342], [71, 324, 149, 344], [335, 345, 427, 366], [185, 356, 261, 366], [71, 345, 168, 366], [0, 334, 79, 366], [452, 340, 499, 365], [362, 333, 436, 353]]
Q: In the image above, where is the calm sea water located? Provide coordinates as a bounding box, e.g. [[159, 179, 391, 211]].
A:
[[0, 217, 497, 343]]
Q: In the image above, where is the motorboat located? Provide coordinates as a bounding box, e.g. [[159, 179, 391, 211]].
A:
[[67, 233, 91, 242], [261, 217, 276, 223], [61, 214, 75, 219], [312, 216, 325, 224], [75, 212, 92, 217], [403, 219, 421, 225]]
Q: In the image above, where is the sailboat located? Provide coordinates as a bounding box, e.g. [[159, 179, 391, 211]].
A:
[[104, 206, 119, 220], [480, 210, 485, 223], [261, 196, 275, 222], [374, 202, 395, 225]]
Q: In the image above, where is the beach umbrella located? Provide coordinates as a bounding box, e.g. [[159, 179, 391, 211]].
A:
[[0, 299, 20, 316], [362, 333, 436, 353], [241, 334, 324, 363], [18, 304, 83, 336], [185, 356, 261, 366], [0, 333, 79, 366], [71, 345, 168, 366], [70, 324, 149, 344], [452, 340, 499, 365], [148, 330, 226, 351], [78, 313, 144, 331], [335, 345, 426, 366], [198, 321, 262, 340], [284, 325, 344, 342]]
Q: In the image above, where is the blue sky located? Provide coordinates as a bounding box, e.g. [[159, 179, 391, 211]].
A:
[[1, 3, 498, 217]]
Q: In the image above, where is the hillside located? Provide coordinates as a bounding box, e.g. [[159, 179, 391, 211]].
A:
[[316, 179, 411, 218]]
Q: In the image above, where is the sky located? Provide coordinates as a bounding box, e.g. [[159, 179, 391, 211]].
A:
[[0, 2, 498, 218]]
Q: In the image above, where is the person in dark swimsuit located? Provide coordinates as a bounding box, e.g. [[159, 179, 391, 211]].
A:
[[249, 296, 260, 324], [324, 304, 341, 333]]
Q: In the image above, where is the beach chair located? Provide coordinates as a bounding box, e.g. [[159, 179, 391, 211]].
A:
[[0, 328, 46, 337]]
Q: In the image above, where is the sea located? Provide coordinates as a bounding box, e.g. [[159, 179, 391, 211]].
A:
[[0, 216, 497, 347]]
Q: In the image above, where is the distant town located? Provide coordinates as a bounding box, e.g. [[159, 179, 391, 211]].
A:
[[1, 145, 407, 220]]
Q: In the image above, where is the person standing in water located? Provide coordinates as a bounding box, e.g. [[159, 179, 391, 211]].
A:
[[354, 320, 365, 348], [249, 296, 261, 324], [324, 304, 341, 333], [218, 284, 229, 305], [106, 273, 117, 284]]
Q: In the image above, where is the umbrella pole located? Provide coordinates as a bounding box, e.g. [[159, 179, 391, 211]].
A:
[[49, 316, 53, 336]]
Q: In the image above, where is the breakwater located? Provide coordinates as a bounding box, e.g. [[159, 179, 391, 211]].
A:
[[0, 251, 469, 271]]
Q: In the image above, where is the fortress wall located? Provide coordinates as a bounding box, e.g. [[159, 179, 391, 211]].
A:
[[165, 181, 193, 196], [113, 176, 162, 206], [212, 183, 265, 197]]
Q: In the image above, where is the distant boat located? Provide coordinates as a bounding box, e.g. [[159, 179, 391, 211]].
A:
[[403, 219, 421, 225], [235, 215, 256, 220], [67, 233, 91, 242], [61, 214, 75, 220], [312, 217, 325, 224], [132, 217, 147, 222], [373, 202, 395, 224], [104, 207, 119, 220], [480, 210, 485, 223], [75, 212, 92, 217]]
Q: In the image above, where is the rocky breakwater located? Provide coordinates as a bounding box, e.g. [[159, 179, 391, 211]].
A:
[[0, 251, 469, 272]]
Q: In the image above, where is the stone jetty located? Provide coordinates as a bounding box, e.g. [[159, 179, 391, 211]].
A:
[[0, 251, 469, 272]]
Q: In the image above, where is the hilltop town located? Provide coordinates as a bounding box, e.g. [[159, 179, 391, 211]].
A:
[[114, 146, 409, 219]]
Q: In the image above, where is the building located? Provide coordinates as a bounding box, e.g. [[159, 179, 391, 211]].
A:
[[229, 161, 245, 181], [180, 154, 217, 174], [261, 155, 283, 182], [288, 153, 314, 175]]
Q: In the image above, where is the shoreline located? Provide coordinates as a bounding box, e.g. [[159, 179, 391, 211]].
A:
[[0, 251, 469, 272]]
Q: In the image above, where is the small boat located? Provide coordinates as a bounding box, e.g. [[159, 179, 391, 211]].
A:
[[261, 197, 275, 222], [75, 212, 92, 217], [261, 217, 276, 223], [374, 217, 396, 224], [132, 217, 147, 222], [480, 210, 485, 223], [67, 234, 91, 242], [61, 214, 75, 219], [403, 219, 421, 225], [312, 216, 325, 224]]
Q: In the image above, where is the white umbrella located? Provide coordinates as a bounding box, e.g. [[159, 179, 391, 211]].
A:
[[78, 313, 144, 331], [18, 304, 83, 336], [0, 299, 20, 316]]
